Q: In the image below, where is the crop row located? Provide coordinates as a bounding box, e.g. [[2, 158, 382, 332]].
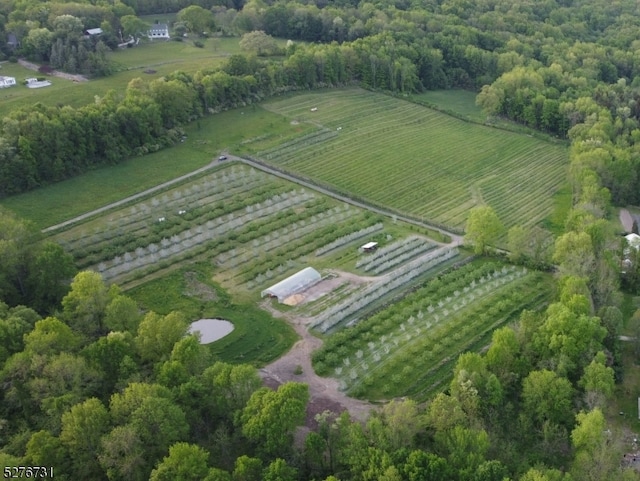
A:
[[217, 203, 350, 267], [327, 267, 529, 392], [261, 129, 338, 163], [75, 185, 306, 267], [352, 275, 548, 399], [239, 213, 382, 284], [368, 243, 441, 275], [314, 262, 523, 366], [96, 190, 312, 280], [62, 166, 268, 250], [358, 236, 435, 274], [312, 247, 460, 333], [315, 223, 384, 256]]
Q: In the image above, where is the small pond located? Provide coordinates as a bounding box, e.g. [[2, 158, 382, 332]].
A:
[[188, 319, 234, 344]]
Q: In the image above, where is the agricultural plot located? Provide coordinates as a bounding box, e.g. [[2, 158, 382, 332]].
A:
[[259, 89, 568, 231], [312, 261, 553, 401], [51, 164, 392, 292]]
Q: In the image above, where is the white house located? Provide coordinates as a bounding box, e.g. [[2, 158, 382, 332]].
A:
[[148, 24, 170, 40], [0, 76, 16, 88]]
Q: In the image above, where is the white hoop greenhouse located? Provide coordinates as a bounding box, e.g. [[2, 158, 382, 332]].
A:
[[261, 267, 321, 303]]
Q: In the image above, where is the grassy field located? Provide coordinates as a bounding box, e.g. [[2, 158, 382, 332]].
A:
[[259, 89, 569, 231], [411, 90, 486, 122], [0, 37, 243, 119], [0, 106, 312, 229], [128, 262, 299, 367]]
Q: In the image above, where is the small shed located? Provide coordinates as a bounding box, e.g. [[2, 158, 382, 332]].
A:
[[84, 28, 103, 36], [361, 241, 378, 252], [626, 233, 640, 250], [261, 267, 321, 303]]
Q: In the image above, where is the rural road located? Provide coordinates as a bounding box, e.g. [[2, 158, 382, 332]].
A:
[[43, 153, 465, 247], [228, 154, 465, 247]]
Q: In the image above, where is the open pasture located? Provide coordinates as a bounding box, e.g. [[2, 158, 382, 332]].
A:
[[0, 37, 243, 119], [260, 89, 568, 230], [312, 261, 553, 401], [127, 262, 299, 366]]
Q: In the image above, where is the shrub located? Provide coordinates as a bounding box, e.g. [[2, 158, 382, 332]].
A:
[[8, 56, 17, 63], [193, 40, 204, 48]]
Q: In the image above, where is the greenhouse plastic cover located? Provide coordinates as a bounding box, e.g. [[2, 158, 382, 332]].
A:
[[261, 267, 321, 302]]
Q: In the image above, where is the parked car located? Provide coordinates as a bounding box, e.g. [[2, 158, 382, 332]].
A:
[[218, 155, 227, 160]]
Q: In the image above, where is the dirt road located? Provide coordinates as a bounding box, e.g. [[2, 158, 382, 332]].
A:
[[259, 299, 375, 422], [18, 59, 89, 82]]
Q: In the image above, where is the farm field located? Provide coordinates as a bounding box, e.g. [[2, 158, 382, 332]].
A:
[[45, 160, 465, 364], [259, 88, 569, 231], [312, 260, 554, 401], [411, 89, 486, 122]]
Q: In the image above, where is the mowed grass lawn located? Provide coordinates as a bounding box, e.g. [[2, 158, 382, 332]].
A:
[[260, 89, 569, 230], [128, 262, 298, 367], [1, 105, 312, 228], [411, 89, 486, 122], [0, 37, 241, 119]]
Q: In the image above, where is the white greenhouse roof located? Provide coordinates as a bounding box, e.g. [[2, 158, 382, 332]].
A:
[[261, 267, 321, 302], [361, 242, 378, 249]]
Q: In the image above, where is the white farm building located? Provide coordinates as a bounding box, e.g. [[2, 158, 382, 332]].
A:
[[626, 233, 640, 250], [148, 24, 170, 39], [261, 267, 321, 303], [0, 76, 16, 88]]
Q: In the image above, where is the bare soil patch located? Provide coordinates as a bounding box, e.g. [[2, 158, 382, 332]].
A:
[[183, 271, 217, 301]]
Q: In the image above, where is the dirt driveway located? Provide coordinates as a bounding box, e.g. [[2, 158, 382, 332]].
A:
[[259, 291, 376, 423]]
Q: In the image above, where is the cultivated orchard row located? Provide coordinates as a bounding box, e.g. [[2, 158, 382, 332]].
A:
[[312, 262, 552, 400], [52, 164, 422, 293], [260, 89, 568, 230], [355, 236, 436, 274], [312, 247, 461, 334]]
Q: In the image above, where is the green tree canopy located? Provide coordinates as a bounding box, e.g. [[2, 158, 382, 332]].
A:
[[240, 382, 309, 459], [464, 206, 503, 254]]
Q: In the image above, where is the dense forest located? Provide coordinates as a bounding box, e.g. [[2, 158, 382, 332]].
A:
[[3, 0, 640, 479]]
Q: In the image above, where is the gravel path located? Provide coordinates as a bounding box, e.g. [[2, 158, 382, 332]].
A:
[[18, 59, 89, 82]]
